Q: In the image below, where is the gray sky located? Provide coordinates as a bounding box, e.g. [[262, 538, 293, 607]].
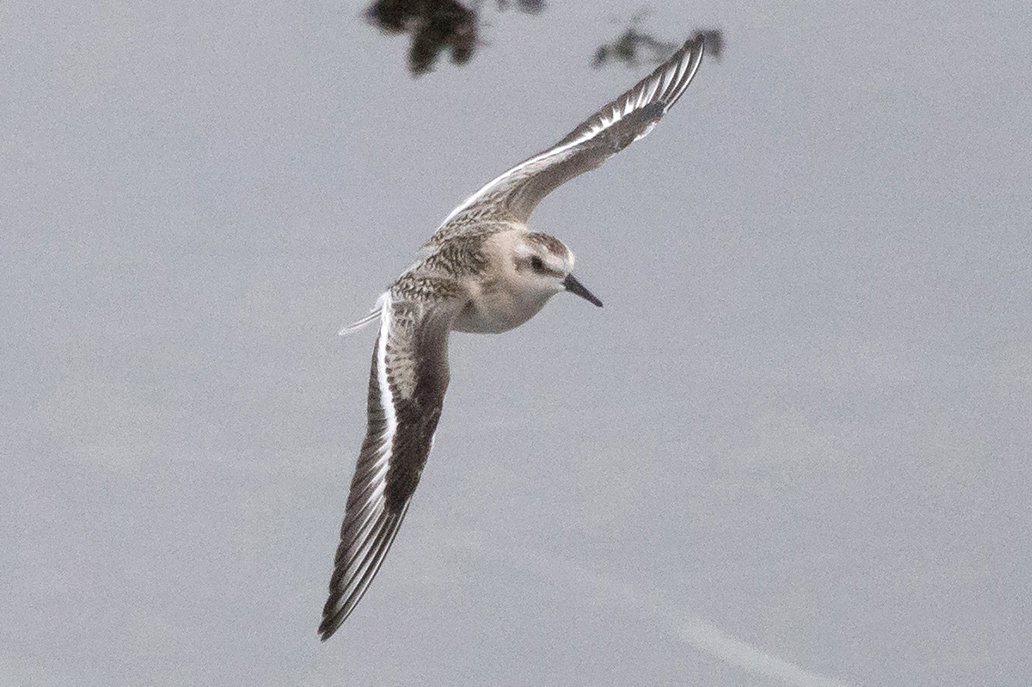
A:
[[3, 1, 1031, 685]]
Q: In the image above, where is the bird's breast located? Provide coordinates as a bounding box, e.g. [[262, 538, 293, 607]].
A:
[[451, 286, 549, 334]]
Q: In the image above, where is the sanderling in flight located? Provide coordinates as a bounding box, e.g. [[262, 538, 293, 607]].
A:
[[321, 35, 705, 640]]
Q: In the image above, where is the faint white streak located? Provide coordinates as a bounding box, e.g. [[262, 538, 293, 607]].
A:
[[445, 532, 851, 687]]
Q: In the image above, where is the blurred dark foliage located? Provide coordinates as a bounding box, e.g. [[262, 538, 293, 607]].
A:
[[593, 27, 723, 68], [365, 0, 542, 76], [364, 0, 722, 76], [365, 0, 476, 75]]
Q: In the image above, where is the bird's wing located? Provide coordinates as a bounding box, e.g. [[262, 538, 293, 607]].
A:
[[320, 291, 463, 640], [432, 35, 705, 233]]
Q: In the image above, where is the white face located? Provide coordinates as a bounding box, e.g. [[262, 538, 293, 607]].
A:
[[454, 229, 598, 334], [511, 233, 575, 300], [508, 231, 603, 309]]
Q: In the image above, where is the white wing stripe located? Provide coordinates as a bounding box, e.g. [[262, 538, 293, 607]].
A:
[[375, 292, 397, 465]]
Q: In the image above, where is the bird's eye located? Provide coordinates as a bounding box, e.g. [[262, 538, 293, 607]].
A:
[[530, 256, 544, 271]]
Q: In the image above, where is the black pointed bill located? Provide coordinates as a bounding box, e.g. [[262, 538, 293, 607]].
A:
[[562, 274, 603, 307]]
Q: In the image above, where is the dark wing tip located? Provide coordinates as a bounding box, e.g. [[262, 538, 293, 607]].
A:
[[318, 605, 349, 641], [653, 34, 705, 112], [319, 505, 410, 641], [318, 623, 335, 642]]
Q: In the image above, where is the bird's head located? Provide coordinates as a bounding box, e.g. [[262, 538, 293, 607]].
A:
[[511, 232, 603, 308]]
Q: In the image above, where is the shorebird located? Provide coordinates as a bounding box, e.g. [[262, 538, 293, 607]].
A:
[[320, 35, 705, 640]]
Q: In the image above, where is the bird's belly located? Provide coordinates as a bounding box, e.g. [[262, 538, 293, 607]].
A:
[[452, 298, 542, 334]]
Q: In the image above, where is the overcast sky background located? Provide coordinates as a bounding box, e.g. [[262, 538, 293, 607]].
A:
[[3, 1, 1031, 685]]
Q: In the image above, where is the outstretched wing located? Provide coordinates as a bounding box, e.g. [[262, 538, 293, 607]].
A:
[[433, 35, 705, 234], [320, 292, 463, 640]]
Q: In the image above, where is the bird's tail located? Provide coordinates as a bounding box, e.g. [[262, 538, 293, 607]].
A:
[[338, 292, 388, 336]]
